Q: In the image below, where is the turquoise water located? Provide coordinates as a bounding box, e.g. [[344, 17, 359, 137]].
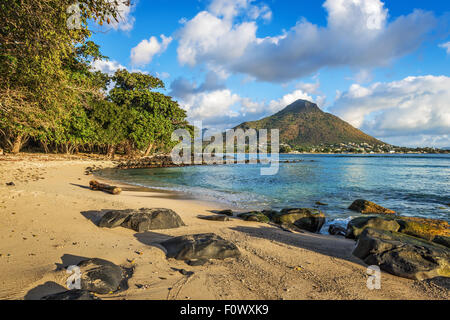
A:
[[98, 154, 450, 232]]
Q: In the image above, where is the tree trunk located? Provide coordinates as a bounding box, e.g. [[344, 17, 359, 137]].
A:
[[11, 134, 24, 154], [42, 142, 49, 154], [107, 145, 116, 159], [144, 142, 154, 157], [125, 141, 134, 158]]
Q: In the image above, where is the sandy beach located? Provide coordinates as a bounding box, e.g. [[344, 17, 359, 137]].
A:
[[0, 155, 447, 300]]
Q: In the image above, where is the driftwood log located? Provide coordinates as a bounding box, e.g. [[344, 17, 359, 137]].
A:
[[89, 180, 122, 195]]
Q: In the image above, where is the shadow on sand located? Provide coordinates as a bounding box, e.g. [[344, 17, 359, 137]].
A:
[[80, 209, 116, 226], [24, 281, 67, 300], [229, 225, 365, 266], [133, 231, 173, 254]]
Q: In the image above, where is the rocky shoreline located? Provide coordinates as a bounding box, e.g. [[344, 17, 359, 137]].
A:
[[42, 195, 448, 299], [91, 158, 450, 285], [1, 157, 448, 300], [115, 155, 309, 170]]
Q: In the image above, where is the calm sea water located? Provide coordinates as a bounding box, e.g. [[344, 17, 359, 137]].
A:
[[98, 154, 450, 232]]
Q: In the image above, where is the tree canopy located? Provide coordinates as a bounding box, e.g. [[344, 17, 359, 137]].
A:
[[0, 0, 190, 157]]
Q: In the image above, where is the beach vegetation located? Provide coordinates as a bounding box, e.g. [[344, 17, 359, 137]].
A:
[[0, 0, 189, 157]]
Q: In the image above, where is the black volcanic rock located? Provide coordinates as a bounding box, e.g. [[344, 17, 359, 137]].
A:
[[41, 289, 99, 300], [77, 258, 123, 294], [353, 228, 450, 280], [98, 208, 185, 232], [161, 233, 240, 261]]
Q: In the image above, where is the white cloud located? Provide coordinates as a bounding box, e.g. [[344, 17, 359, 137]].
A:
[[329, 75, 450, 147], [172, 78, 326, 130], [108, 0, 136, 31], [296, 81, 321, 95], [90, 59, 125, 75], [176, 0, 436, 82], [180, 89, 241, 125], [156, 72, 170, 79], [439, 41, 450, 54], [238, 89, 325, 118], [177, 11, 257, 67], [267, 90, 316, 114], [130, 35, 173, 66], [208, 0, 272, 21]]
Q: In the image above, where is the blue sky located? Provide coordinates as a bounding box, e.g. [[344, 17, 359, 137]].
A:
[[90, 0, 450, 147]]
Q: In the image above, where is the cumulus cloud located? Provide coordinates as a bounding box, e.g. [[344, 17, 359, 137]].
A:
[[179, 89, 242, 127], [170, 71, 227, 100], [130, 35, 173, 66], [329, 75, 450, 147], [296, 80, 321, 95], [171, 77, 326, 130], [156, 72, 171, 79], [91, 59, 125, 75], [208, 0, 272, 21], [176, 0, 436, 82], [439, 41, 450, 54]]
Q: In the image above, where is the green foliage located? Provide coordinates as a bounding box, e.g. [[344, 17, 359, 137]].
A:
[[0, 1, 190, 156], [234, 100, 383, 147], [108, 69, 189, 156], [280, 145, 292, 153]]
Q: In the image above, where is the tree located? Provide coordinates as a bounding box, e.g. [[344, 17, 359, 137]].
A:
[[0, 0, 123, 153], [108, 69, 189, 157]]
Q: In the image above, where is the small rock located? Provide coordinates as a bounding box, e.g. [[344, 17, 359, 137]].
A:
[[215, 209, 233, 216], [186, 259, 209, 266], [198, 215, 230, 222], [328, 224, 346, 236], [348, 199, 396, 215], [6, 182, 15, 186]]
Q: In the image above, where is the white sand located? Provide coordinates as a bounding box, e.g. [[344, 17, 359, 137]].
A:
[[0, 155, 447, 300]]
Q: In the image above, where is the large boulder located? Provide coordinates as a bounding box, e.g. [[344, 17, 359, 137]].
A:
[[77, 258, 123, 294], [272, 208, 326, 233], [433, 236, 450, 248], [41, 290, 99, 300], [395, 216, 450, 241], [353, 228, 450, 280], [345, 215, 450, 242], [98, 209, 134, 228], [237, 211, 270, 223], [346, 216, 401, 239], [98, 208, 185, 232], [261, 210, 279, 220], [348, 199, 396, 215], [161, 233, 240, 261]]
